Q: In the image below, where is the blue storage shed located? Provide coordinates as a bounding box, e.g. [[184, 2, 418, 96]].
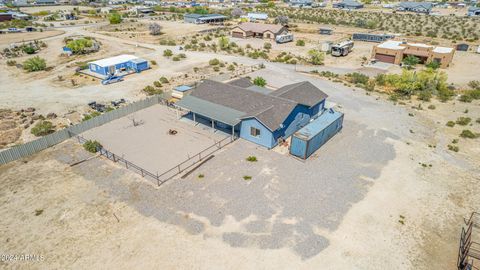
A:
[[290, 109, 343, 159]]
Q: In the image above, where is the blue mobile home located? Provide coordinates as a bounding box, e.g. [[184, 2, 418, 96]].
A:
[[88, 54, 149, 77], [175, 78, 331, 149]]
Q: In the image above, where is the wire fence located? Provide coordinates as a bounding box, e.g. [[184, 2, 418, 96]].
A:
[[74, 133, 236, 186]]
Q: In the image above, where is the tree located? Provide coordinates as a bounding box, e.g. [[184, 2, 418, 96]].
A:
[[66, 38, 93, 54], [108, 12, 122, 24], [163, 49, 173, 57], [149, 23, 162, 36], [275, 15, 289, 25], [218, 36, 229, 50], [253, 77, 267, 87], [402, 55, 420, 69], [23, 56, 46, 72], [231, 8, 243, 18], [308, 50, 325, 65]]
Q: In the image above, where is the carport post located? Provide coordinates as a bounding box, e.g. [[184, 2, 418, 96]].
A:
[[211, 120, 214, 132], [231, 125, 234, 138], [193, 113, 196, 124]]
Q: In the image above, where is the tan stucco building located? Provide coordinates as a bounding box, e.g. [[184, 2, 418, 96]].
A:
[[231, 22, 288, 40], [371, 40, 455, 68]]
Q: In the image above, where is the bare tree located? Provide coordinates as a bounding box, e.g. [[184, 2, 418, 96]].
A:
[[231, 8, 243, 18], [275, 15, 289, 26], [149, 23, 162, 36]]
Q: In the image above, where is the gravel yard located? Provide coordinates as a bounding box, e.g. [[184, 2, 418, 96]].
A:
[[82, 104, 228, 175]]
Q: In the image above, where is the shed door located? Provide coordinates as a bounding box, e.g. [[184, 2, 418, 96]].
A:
[[232, 32, 243, 38], [374, 53, 395, 64]]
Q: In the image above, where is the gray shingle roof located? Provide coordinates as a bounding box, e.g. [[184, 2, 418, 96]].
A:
[[189, 80, 296, 131], [228, 77, 253, 88], [180, 79, 327, 131], [235, 22, 285, 35], [398, 2, 432, 10], [269, 81, 328, 107]]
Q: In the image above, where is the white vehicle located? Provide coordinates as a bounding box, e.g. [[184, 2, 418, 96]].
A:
[[275, 33, 294, 44], [331, 40, 354, 56]]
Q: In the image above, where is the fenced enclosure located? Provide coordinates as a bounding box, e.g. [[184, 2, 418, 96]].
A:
[[74, 133, 236, 186], [0, 95, 163, 165]]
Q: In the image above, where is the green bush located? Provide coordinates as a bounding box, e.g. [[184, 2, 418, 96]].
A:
[[308, 49, 324, 65], [160, 77, 169, 83], [246, 156, 257, 162], [209, 58, 220, 66], [22, 46, 36, 54], [243, 175, 252, 181], [30, 121, 54, 136], [448, 144, 459, 152], [66, 38, 94, 54], [153, 81, 162, 88], [6, 60, 16, 66], [263, 42, 272, 49], [23, 56, 46, 72], [253, 77, 266, 87], [163, 49, 173, 57], [172, 56, 180, 61], [108, 12, 122, 24], [82, 111, 101, 121], [296, 39, 305, 46], [83, 140, 102, 153], [460, 130, 479, 139], [456, 117, 471, 126], [346, 72, 369, 85], [446, 121, 455, 127]]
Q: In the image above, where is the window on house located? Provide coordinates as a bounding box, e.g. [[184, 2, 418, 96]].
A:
[[250, 127, 260, 137]]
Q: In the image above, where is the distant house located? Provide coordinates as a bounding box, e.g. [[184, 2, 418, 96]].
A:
[[333, 0, 364, 9], [183, 13, 228, 24], [352, 33, 396, 43], [231, 22, 288, 40], [468, 7, 480, 16], [175, 79, 334, 149], [290, 0, 313, 7], [12, 0, 27, 6], [397, 2, 433, 14], [371, 40, 455, 68], [88, 55, 149, 77], [246, 12, 268, 21], [0, 12, 13, 22], [34, 0, 58, 5]]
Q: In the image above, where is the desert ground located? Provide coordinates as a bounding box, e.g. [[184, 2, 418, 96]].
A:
[[1, 14, 480, 270], [1, 64, 479, 269]]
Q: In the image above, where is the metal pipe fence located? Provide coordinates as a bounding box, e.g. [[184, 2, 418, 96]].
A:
[[74, 133, 236, 186]]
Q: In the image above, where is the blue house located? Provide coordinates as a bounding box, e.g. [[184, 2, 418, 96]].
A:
[[88, 54, 149, 77], [175, 78, 329, 149]]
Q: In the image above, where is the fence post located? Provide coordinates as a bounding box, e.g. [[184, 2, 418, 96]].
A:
[[141, 168, 144, 177], [125, 160, 128, 169], [177, 165, 181, 173], [112, 153, 116, 162]]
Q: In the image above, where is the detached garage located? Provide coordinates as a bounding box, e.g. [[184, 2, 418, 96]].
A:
[[374, 53, 396, 63]]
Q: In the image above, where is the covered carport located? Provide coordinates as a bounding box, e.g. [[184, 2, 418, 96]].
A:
[[175, 95, 244, 138]]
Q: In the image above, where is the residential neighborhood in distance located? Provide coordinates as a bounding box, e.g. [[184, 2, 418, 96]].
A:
[[0, 0, 479, 269]]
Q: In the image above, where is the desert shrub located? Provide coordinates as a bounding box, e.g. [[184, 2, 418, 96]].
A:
[[150, 60, 157, 65], [30, 121, 54, 136], [178, 53, 186, 58], [163, 49, 173, 57], [308, 49, 324, 65], [448, 144, 459, 152], [460, 130, 479, 139], [263, 42, 272, 50], [296, 39, 305, 46], [402, 55, 420, 69], [227, 64, 235, 71], [209, 58, 220, 66], [108, 12, 122, 24], [172, 56, 180, 61], [6, 60, 17, 66], [143, 85, 162, 95], [446, 121, 455, 127], [22, 46, 36, 54], [456, 117, 471, 126], [425, 61, 440, 70], [160, 77, 169, 83], [246, 156, 257, 162], [149, 22, 162, 35], [82, 111, 101, 121], [427, 105, 436, 110], [243, 175, 252, 181], [83, 140, 102, 153], [346, 72, 369, 85], [153, 81, 162, 88], [23, 56, 46, 72], [253, 77, 267, 87], [459, 94, 473, 103], [66, 38, 93, 54]]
